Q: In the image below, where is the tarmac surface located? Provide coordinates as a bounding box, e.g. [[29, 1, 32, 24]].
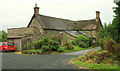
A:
[[2, 47, 101, 69]]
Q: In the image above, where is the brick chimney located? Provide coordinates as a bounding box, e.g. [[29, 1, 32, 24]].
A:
[[96, 11, 100, 18], [34, 3, 39, 15]]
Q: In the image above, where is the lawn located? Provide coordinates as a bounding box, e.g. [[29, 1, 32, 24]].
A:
[[63, 46, 93, 53]]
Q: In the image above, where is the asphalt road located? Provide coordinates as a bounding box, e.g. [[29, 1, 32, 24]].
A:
[[2, 47, 101, 69]]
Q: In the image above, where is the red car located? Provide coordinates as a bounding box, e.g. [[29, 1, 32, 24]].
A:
[[0, 42, 16, 52]]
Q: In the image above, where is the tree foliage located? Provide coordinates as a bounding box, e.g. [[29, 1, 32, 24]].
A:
[[99, 2, 120, 43], [112, 1, 120, 43], [0, 30, 7, 42]]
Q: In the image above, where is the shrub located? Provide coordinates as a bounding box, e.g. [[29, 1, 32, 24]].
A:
[[78, 51, 118, 65], [32, 40, 41, 49], [104, 39, 120, 56], [27, 43, 33, 49], [50, 41, 59, 51], [50, 35, 63, 44], [27, 36, 60, 52], [65, 42, 74, 50], [72, 35, 90, 48], [41, 46, 50, 52], [27, 40, 41, 49], [72, 40, 76, 45], [57, 47, 66, 52], [99, 37, 111, 49]]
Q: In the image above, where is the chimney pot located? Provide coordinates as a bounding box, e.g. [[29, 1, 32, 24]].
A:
[[96, 11, 100, 18], [34, 3, 39, 15]]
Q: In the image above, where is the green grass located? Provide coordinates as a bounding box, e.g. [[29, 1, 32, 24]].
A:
[[63, 46, 93, 53], [72, 57, 119, 69]]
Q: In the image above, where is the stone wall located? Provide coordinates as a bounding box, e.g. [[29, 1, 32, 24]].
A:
[[29, 16, 44, 34], [79, 30, 97, 39], [21, 35, 33, 51], [44, 29, 75, 46]]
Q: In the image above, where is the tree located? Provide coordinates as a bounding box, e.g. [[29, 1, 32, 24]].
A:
[[98, 23, 114, 39], [112, 1, 120, 43], [0, 30, 7, 42]]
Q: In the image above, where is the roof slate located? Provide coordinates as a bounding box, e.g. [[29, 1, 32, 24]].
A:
[[36, 14, 75, 30], [29, 14, 100, 31]]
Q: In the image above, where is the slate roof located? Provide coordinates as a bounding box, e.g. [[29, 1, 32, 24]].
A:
[[28, 14, 101, 31], [64, 31, 94, 39], [36, 14, 75, 30], [64, 31, 81, 38], [8, 35, 33, 39], [74, 19, 97, 30]]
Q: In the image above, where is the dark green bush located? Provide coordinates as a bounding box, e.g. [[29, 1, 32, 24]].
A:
[[41, 46, 50, 52], [27, 36, 60, 52]]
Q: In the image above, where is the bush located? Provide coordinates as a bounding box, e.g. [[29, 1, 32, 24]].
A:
[[57, 47, 66, 52], [99, 37, 112, 49], [65, 42, 74, 50], [32, 40, 41, 49], [50, 35, 63, 44], [27, 40, 41, 49], [41, 46, 50, 52], [27, 36, 60, 52], [72, 35, 90, 48], [104, 39, 120, 56], [50, 41, 59, 51], [78, 51, 118, 65], [27, 43, 33, 49]]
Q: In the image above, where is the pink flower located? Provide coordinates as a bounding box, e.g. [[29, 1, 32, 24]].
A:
[[81, 41, 83, 43]]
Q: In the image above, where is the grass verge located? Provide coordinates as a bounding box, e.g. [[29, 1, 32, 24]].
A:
[[72, 56, 119, 69], [63, 46, 93, 53]]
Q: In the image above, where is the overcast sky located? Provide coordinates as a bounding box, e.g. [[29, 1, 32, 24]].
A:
[[0, 0, 116, 31]]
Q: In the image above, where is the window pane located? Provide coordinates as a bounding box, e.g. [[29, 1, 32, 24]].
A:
[[7, 43, 14, 46], [2, 43, 5, 45]]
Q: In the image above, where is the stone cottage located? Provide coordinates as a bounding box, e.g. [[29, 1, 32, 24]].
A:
[[7, 4, 102, 51]]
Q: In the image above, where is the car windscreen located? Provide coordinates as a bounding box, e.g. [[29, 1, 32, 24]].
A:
[[7, 43, 14, 46], [0, 43, 5, 46]]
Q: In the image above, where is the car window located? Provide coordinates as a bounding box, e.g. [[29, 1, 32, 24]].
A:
[[2, 43, 5, 45], [7, 43, 14, 46]]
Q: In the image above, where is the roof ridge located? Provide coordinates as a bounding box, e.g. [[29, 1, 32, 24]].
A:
[[38, 14, 95, 22], [75, 19, 95, 22]]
